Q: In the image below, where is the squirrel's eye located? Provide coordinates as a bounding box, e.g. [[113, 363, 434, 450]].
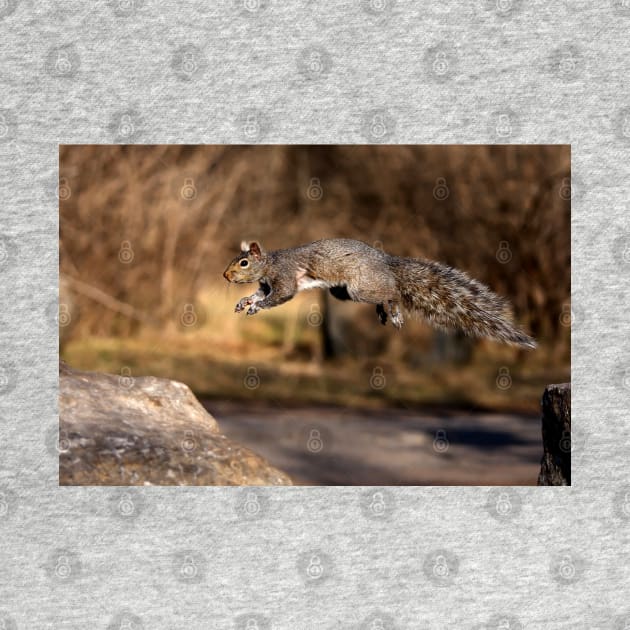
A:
[[239, 260, 249, 268]]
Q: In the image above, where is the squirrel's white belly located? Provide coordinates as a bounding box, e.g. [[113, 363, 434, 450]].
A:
[[296, 277, 334, 292]]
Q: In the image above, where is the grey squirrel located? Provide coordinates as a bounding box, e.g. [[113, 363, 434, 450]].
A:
[[223, 238, 536, 348]]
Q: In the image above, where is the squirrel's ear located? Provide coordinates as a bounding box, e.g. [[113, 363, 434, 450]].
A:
[[240, 240, 249, 252], [249, 241, 264, 260]]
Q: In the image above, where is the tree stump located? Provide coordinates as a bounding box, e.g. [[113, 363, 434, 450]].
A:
[[537, 383, 571, 486]]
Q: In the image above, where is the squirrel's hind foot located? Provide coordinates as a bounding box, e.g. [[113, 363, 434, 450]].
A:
[[389, 301, 404, 329]]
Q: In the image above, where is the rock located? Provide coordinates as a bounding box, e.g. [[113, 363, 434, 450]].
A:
[[537, 383, 571, 486], [59, 361, 291, 486]]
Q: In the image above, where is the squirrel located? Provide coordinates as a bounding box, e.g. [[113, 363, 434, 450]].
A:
[[223, 238, 536, 348]]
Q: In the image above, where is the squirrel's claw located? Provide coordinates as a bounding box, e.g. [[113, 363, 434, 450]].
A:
[[246, 305, 260, 316], [235, 297, 253, 313]]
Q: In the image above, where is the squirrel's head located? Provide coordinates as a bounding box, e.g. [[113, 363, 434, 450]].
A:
[[223, 241, 266, 283]]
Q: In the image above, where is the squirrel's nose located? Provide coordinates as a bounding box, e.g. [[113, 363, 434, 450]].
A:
[[223, 270, 230, 281]]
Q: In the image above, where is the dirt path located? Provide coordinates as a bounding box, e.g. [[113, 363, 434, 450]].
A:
[[203, 401, 542, 485]]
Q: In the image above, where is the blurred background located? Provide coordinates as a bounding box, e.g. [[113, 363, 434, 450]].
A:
[[59, 145, 571, 485]]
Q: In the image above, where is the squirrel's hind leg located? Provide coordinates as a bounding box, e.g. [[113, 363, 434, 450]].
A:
[[388, 301, 404, 329], [376, 303, 388, 325]]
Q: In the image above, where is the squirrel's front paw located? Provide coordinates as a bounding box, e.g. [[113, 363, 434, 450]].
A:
[[246, 304, 260, 316], [235, 297, 252, 313]]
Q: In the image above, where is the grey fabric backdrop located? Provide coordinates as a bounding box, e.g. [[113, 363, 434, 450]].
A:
[[1, 1, 628, 628]]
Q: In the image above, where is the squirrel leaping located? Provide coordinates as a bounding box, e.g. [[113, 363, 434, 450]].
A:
[[223, 238, 536, 349]]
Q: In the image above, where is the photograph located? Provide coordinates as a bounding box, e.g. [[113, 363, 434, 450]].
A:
[[58, 144, 571, 486]]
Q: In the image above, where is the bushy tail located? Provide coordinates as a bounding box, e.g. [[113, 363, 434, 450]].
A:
[[388, 257, 536, 349]]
